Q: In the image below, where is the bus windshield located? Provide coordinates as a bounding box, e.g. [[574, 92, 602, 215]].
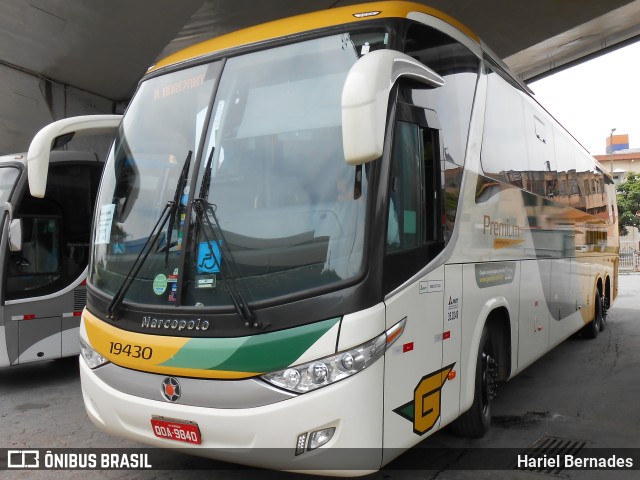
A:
[[91, 29, 387, 309]]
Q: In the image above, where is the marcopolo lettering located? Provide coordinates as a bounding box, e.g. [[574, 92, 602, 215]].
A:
[[141, 316, 210, 331]]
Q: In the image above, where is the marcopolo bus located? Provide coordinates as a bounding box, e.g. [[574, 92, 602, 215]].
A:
[[0, 148, 106, 366], [28, 1, 618, 474]]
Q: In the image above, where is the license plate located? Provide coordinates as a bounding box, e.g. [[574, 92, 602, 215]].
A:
[[151, 416, 202, 444]]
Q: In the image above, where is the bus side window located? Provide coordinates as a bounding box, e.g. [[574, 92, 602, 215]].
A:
[[7, 213, 63, 297], [387, 121, 422, 252], [384, 116, 443, 293], [4, 162, 101, 301]]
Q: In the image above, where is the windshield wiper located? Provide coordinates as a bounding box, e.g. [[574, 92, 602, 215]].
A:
[[106, 151, 192, 321], [165, 150, 192, 266], [192, 148, 258, 328]]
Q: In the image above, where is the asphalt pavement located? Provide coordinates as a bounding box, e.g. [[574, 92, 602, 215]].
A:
[[2, 273, 640, 479]]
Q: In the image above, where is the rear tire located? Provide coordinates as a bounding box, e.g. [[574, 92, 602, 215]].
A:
[[583, 293, 602, 339], [599, 294, 607, 331], [450, 326, 495, 438]]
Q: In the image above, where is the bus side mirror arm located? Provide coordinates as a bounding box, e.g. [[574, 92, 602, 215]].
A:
[[27, 114, 122, 198], [341, 49, 444, 166]]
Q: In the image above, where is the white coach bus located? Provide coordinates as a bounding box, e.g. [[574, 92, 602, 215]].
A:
[[0, 149, 105, 366], [28, 1, 618, 474]]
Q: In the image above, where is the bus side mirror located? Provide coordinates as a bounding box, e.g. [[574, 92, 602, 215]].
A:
[[9, 218, 22, 252], [27, 114, 122, 198], [341, 49, 444, 166]]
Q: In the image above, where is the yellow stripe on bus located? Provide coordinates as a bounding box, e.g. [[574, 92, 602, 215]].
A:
[[149, 1, 479, 73], [83, 309, 260, 379]]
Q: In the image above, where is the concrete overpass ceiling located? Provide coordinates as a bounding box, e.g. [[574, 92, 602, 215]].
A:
[[0, 0, 203, 100], [504, 0, 640, 81], [1, 0, 639, 154], [0, 0, 202, 154], [158, 0, 640, 82]]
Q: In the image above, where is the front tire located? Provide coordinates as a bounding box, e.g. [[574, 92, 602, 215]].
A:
[[450, 326, 496, 438]]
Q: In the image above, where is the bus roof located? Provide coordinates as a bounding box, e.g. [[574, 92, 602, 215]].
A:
[[148, 1, 479, 74]]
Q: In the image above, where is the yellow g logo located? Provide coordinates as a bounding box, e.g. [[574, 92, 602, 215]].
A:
[[393, 364, 455, 435]]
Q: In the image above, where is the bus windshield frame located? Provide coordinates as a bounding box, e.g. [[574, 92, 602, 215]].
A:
[[89, 27, 390, 315]]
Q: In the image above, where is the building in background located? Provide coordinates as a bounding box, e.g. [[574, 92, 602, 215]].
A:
[[606, 133, 630, 154], [599, 134, 640, 271], [594, 134, 640, 184]]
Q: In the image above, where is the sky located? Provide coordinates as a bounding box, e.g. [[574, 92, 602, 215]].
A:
[[529, 40, 640, 156]]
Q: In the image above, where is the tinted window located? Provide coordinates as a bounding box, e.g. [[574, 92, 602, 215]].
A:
[[404, 23, 479, 243], [6, 163, 102, 300]]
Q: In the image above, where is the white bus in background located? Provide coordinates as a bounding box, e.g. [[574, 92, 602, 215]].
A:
[[28, 1, 618, 474], [0, 115, 119, 367], [0, 151, 103, 366]]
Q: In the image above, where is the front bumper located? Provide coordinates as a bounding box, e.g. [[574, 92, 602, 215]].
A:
[[80, 357, 384, 475]]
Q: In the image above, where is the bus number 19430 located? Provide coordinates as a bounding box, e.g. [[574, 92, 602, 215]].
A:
[[109, 341, 152, 360]]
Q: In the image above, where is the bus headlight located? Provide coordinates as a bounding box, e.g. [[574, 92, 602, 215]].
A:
[[80, 338, 109, 369], [261, 318, 406, 394]]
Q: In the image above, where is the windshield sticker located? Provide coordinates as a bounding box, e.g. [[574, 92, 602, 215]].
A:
[[168, 282, 178, 302], [198, 241, 222, 273], [96, 204, 115, 245], [181, 186, 190, 206], [168, 269, 178, 283], [212, 100, 225, 131], [153, 274, 168, 295], [196, 275, 216, 289], [112, 242, 125, 254], [361, 42, 370, 55]]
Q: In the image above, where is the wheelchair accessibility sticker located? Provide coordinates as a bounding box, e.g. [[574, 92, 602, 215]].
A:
[[197, 241, 222, 273]]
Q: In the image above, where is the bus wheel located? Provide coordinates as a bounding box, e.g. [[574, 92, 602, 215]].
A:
[[599, 294, 607, 332], [584, 293, 602, 339], [450, 326, 497, 438]]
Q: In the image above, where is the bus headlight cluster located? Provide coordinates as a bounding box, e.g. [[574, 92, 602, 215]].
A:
[[261, 318, 406, 394], [80, 339, 109, 369]]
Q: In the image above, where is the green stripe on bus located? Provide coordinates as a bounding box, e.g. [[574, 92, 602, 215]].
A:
[[159, 317, 340, 373]]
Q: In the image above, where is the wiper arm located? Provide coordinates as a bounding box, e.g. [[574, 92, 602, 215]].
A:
[[106, 200, 174, 320], [106, 151, 192, 321], [193, 148, 256, 327], [192, 198, 258, 329], [193, 147, 214, 247], [165, 150, 192, 266]]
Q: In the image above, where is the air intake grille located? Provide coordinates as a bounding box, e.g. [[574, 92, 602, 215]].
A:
[[74, 287, 87, 311]]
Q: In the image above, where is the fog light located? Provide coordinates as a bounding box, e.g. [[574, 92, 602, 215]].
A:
[[308, 427, 336, 451]]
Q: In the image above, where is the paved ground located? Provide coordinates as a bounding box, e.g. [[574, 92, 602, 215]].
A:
[[2, 274, 640, 479]]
